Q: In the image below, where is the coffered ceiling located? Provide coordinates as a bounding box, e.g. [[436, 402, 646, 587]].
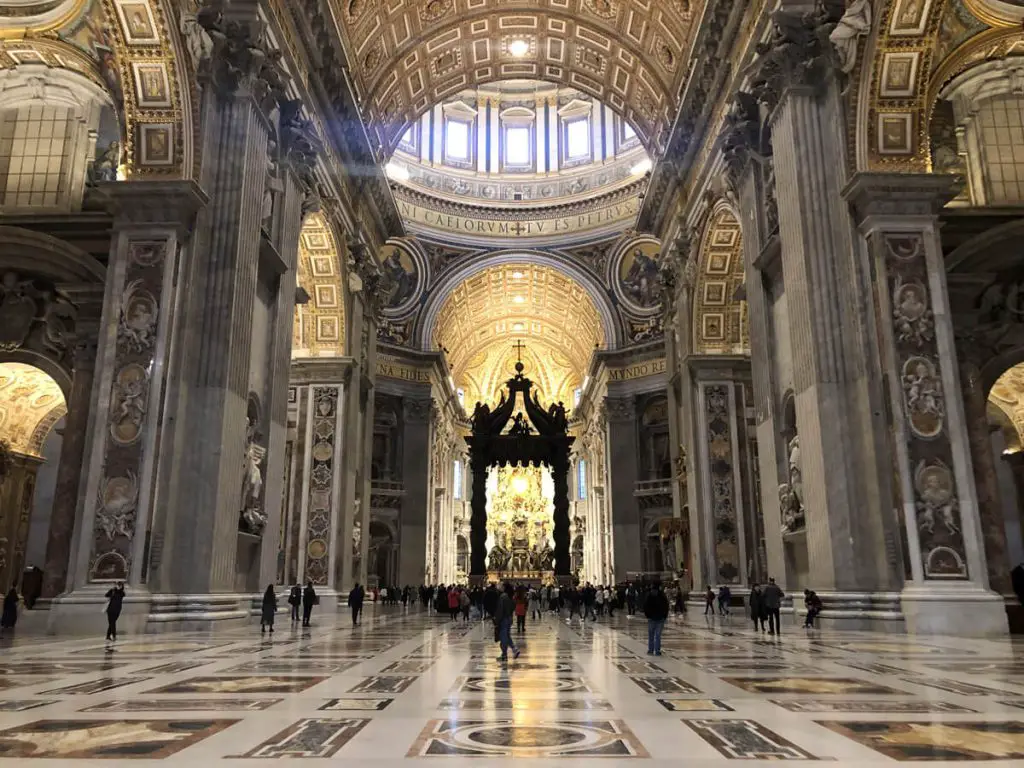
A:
[[433, 262, 604, 406], [0, 362, 66, 457], [332, 0, 703, 154]]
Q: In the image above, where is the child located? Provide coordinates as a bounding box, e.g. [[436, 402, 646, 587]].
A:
[[515, 589, 528, 633]]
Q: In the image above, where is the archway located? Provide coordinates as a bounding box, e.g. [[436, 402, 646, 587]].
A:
[[368, 519, 396, 588], [428, 260, 610, 409], [466, 361, 574, 582], [0, 362, 66, 594]]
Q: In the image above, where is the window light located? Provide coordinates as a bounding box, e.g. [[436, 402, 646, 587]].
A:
[[446, 120, 470, 161], [509, 39, 530, 57], [566, 119, 590, 158], [506, 126, 530, 165]]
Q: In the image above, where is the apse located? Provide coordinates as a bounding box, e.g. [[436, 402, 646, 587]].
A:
[[432, 262, 605, 407]]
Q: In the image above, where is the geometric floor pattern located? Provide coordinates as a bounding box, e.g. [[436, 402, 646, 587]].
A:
[[0, 607, 1023, 763]]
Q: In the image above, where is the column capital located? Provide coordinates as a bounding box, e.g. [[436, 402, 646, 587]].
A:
[[403, 397, 434, 423], [603, 396, 635, 422], [749, 4, 844, 115], [95, 180, 208, 233], [843, 172, 963, 224]]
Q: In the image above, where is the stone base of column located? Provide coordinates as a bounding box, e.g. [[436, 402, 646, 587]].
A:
[[796, 592, 905, 633], [48, 588, 255, 634], [147, 594, 251, 631], [48, 585, 154, 637], [901, 583, 1008, 636]]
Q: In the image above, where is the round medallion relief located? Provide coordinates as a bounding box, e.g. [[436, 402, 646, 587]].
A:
[[378, 239, 426, 319], [307, 539, 327, 559], [608, 235, 662, 317]]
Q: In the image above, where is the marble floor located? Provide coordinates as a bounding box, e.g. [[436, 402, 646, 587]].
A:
[[0, 608, 1023, 765]]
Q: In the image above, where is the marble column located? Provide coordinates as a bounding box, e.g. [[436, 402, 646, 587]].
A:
[[750, 15, 896, 596], [154, 6, 318, 600], [48, 181, 205, 634], [71, 182, 207, 590], [1003, 452, 1024, 559], [298, 383, 345, 589], [399, 397, 432, 586], [692, 374, 746, 587], [0, 453, 42, 592], [606, 396, 641, 578], [336, 298, 363, 594], [845, 172, 1007, 634], [41, 340, 98, 598], [960, 354, 1012, 594]]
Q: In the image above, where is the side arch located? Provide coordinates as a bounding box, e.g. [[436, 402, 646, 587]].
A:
[[416, 249, 624, 351], [691, 203, 747, 355], [293, 212, 347, 358]]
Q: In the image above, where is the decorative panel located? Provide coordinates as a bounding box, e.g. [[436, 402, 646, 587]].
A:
[[304, 385, 339, 585], [90, 239, 170, 582], [703, 383, 741, 584]]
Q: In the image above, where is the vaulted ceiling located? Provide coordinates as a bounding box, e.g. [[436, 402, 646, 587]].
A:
[[332, 0, 703, 154], [0, 363, 66, 457], [433, 263, 604, 407]]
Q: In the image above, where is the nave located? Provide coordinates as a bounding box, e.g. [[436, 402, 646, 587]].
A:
[[0, 610, 1022, 763]]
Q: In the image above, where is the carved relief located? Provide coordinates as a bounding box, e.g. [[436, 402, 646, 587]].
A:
[[902, 356, 945, 438], [892, 276, 934, 347], [90, 238, 169, 581], [0, 272, 78, 371], [304, 386, 337, 585], [704, 384, 740, 583], [108, 363, 148, 445], [882, 231, 968, 580]]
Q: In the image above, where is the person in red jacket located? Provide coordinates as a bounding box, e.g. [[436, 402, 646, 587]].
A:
[[514, 588, 528, 633], [448, 587, 461, 621]]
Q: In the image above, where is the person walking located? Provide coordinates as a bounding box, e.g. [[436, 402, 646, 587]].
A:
[[626, 584, 636, 615], [514, 589, 528, 634], [718, 585, 732, 615], [460, 588, 471, 621], [763, 577, 784, 635], [605, 586, 615, 618], [595, 585, 605, 617], [703, 585, 715, 615], [260, 584, 277, 634], [288, 583, 302, 623], [803, 589, 822, 629], [0, 586, 18, 636], [302, 581, 318, 627], [644, 582, 670, 655], [349, 582, 365, 626], [749, 582, 767, 632], [104, 581, 125, 645], [528, 587, 541, 621], [448, 588, 461, 621], [494, 584, 520, 662]]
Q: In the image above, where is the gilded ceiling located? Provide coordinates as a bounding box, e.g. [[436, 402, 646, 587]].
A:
[[693, 205, 747, 355], [433, 262, 603, 406], [333, 0, 703, 154], [293, 212, 346, 358], [989, 362, 1024, 451], [0, 362, 66, 457]]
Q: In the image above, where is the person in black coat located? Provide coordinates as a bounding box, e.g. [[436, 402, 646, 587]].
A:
[[105, 582, 125, 643], [644, 582, 670, 655], [0, 587, 18, 635], [288, 584, 301, 623], [349, 582, 365, 626], [302, 581, 317, 627], [749, 583, 767, 632], [260, 584, 277, 634]]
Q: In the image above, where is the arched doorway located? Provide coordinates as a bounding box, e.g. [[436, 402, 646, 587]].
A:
[[0, 362, 66, 594], [368, 519, 395, 588], [455, 535, 469, 580]]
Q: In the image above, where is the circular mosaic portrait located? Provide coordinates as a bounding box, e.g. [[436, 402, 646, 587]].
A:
[[609, 235, 662, 317], [378, 239, 426, 318]]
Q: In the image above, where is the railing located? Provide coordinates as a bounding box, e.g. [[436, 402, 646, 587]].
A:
[[371, 480, 406, 495], [633, 479, 673, 496]]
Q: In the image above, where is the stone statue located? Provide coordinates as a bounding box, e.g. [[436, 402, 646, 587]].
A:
[[778, 482, 804, 534], [829, 0, 872, 74], [471, 401, 491, 433], [179, 11, 214, 70], [533, 540, 554, 571], [509, 412, 532, 436], [240, 412, 267, 535], [787, 435, 804, 512], [488, 532, 511, 571], [89, 141, 120, 184]]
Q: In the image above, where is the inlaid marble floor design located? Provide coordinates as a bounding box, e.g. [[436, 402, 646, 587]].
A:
[[0, 608, 1023, 764]]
